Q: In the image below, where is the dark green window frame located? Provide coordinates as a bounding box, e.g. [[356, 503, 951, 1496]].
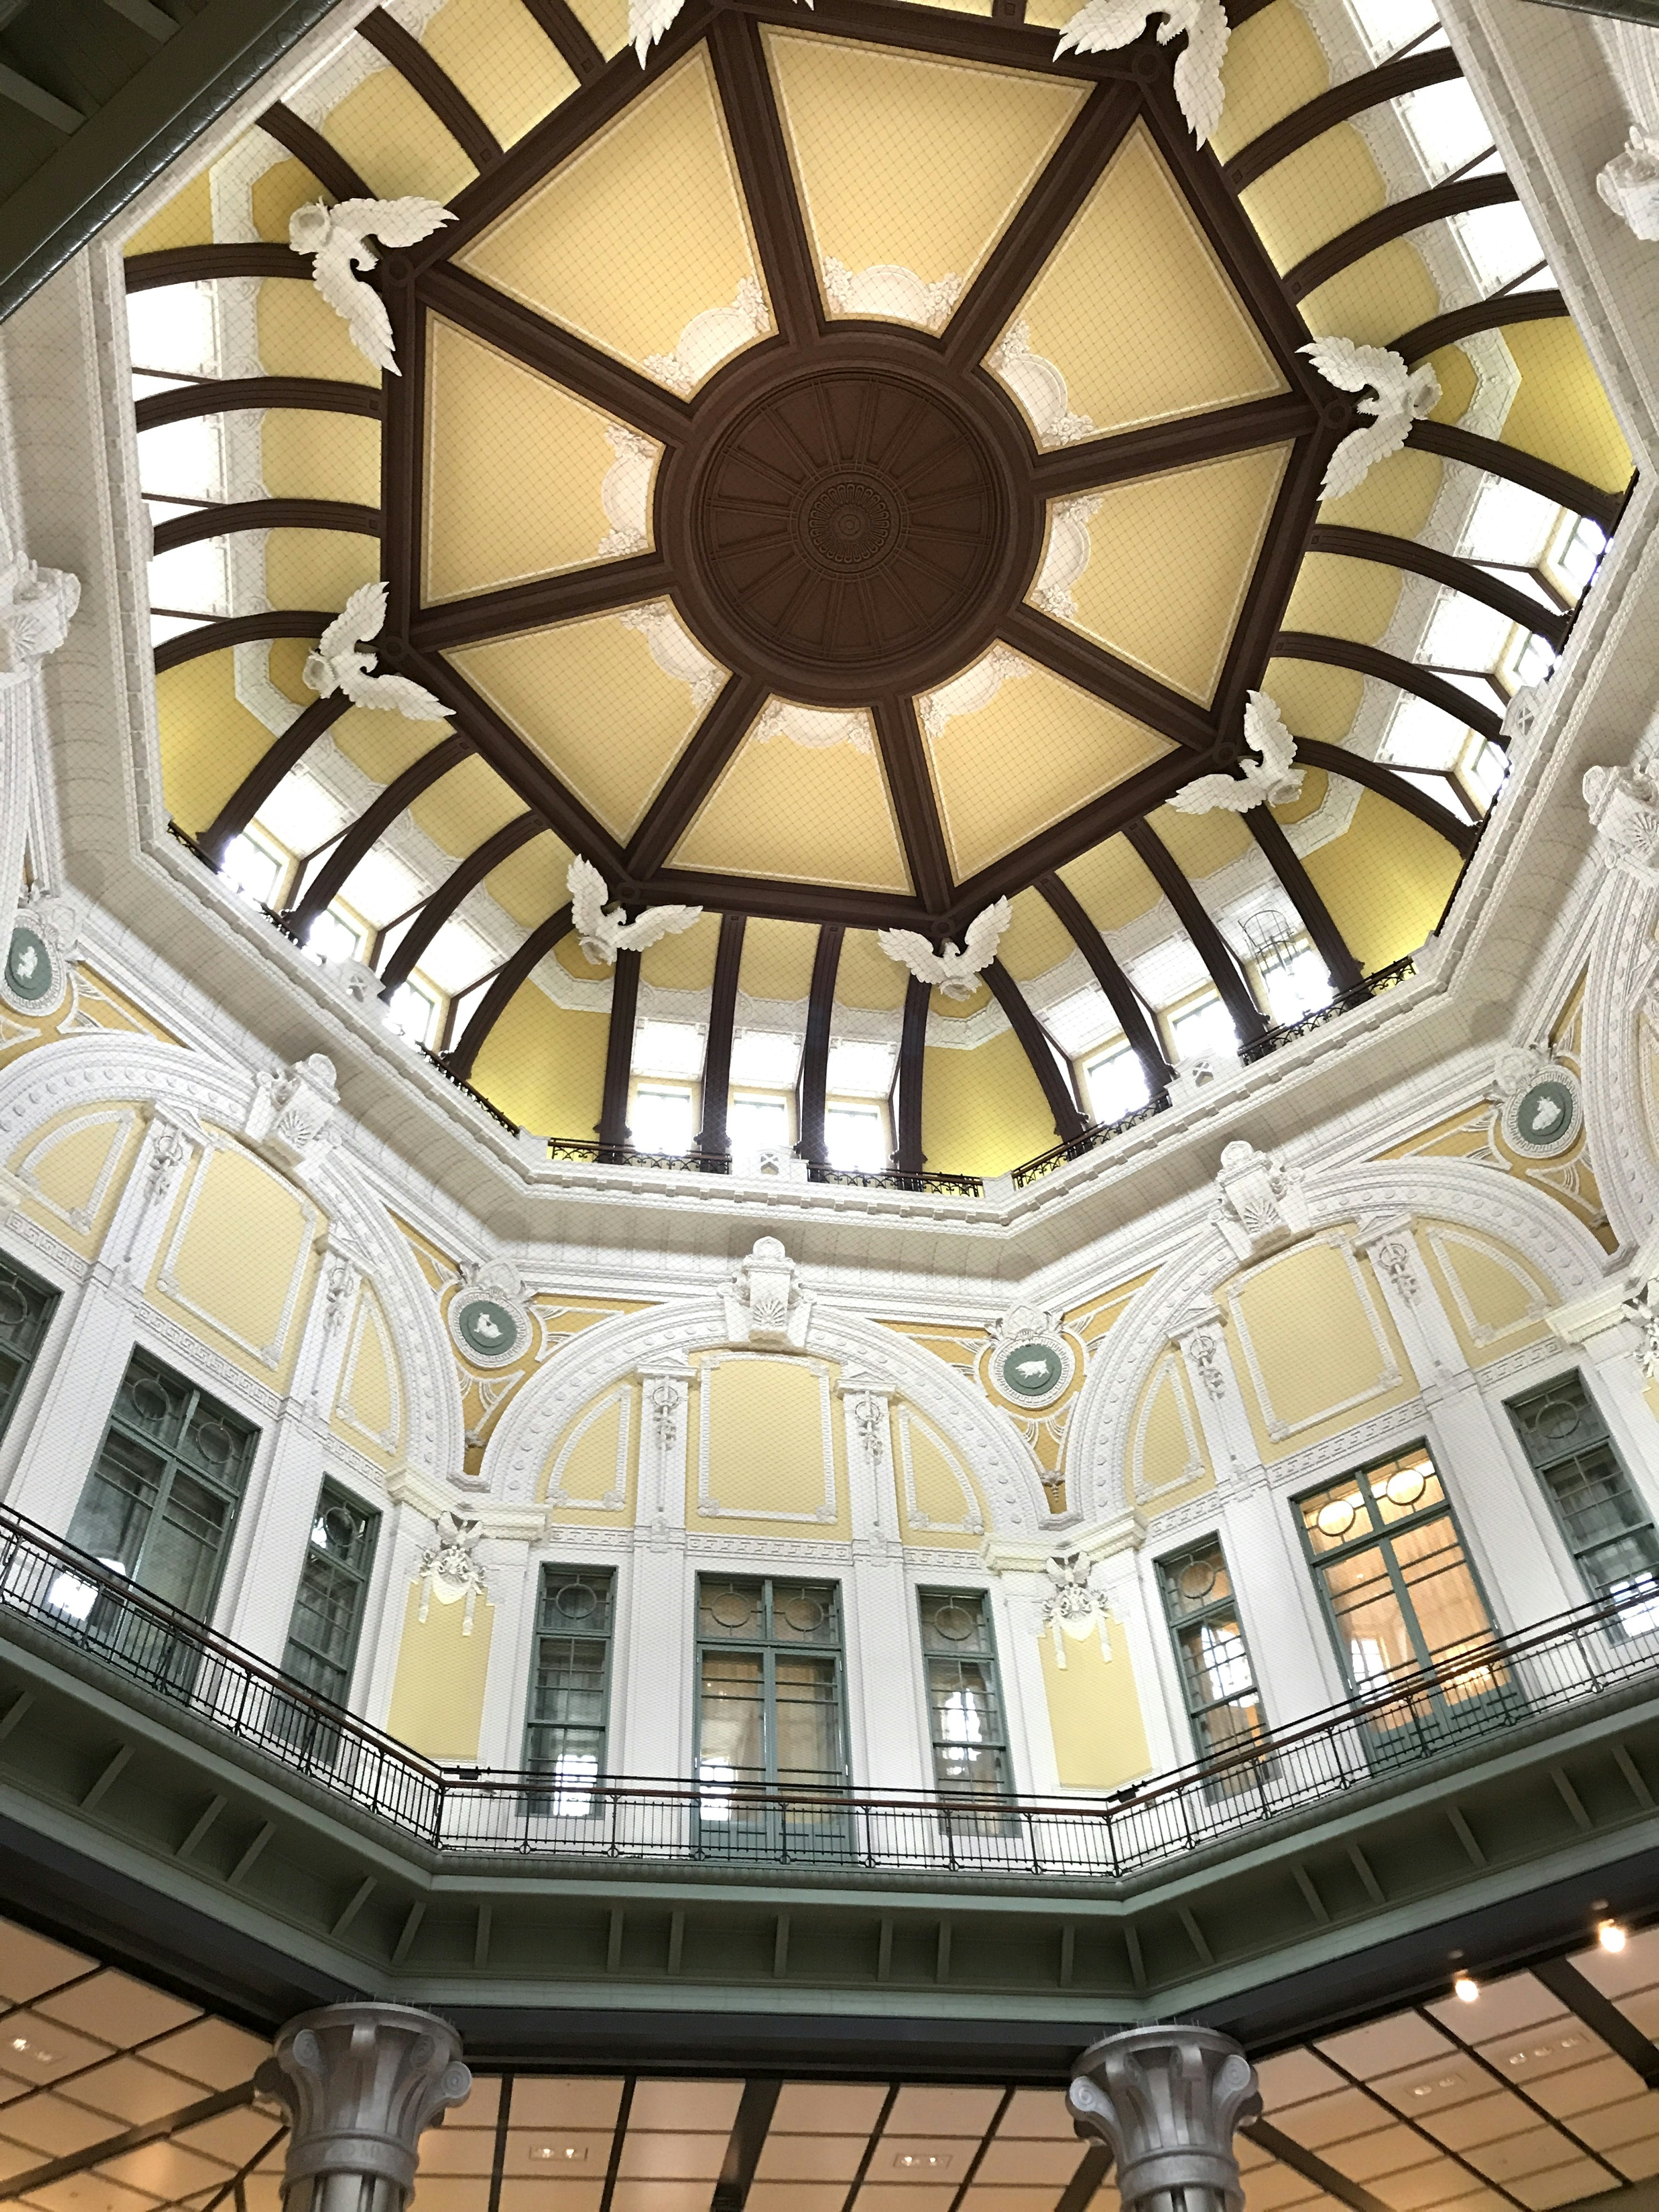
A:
[[281, 1480, 380, 1706], [0, 1252, 59, 1447], [523, 1566, 617, 1812], [916, 1586, 1011, 1799], [695, 1575, 848, 1796], [65, 1348, 259, 1621], [1506, 1370, 1659, 1629], [1155, 1535, 1266, 1764]]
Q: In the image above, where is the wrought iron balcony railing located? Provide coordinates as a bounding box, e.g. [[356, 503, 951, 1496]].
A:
[[5, 1502, 1655, 1879]]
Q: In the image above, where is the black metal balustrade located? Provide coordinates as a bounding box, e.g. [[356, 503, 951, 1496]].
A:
[[807, 1165, 984, 1197], [4, 1502, 1659, 1878], [1009, 1094, 1173, 1190], [1238, 954, 1417, 1065]]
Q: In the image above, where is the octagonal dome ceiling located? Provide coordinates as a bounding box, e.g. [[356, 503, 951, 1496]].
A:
[[125, 0, 1632, 1173]]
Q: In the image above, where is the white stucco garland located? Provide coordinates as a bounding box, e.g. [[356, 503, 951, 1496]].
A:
[[1583, 864, 1659, 1251], [1065, 1152, 1608, 1524], [480, 1293, 1052, 1534]]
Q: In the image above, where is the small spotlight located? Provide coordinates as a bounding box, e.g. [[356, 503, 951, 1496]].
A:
[[1454, 1972, 1480, 2003], [1599, 1921, 1627, 1954]]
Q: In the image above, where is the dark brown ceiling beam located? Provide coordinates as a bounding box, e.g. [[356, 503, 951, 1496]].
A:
[[257, 100, 369, 201], [1030, 393, 1317, 499], [197, 693, 353, 864], [1213, 426, 1343, 736], [1224, 47, 1462, 191], [1245, 806, 1363, 992], [871, 693, 953, 915], [1138, 78, 1318, 388], [446, 901, 572, 1080], [1271, 628, 1503, 740], [1392, 287, 1567, 365], [401, 646, 627, 873], [1308, 522, 1571, 651], [944, 79, 1139, 371], [381, 813, 543, 992], [409, 551, 675, 650], [1037, 870, 1173, 1089], [379, 262, 424, 640], [515, 0, 604, 80], [136, 376, 381, 429], [725, 0, 1138, 79], [983, 959, 1087, 1141], [1405, 418, 1627, 536], [285, 734, 472, 934], [421, 0, 719, 267], [622, 671, 770, 880], [1285, 173, 1519, 301], [893, 973, 930, 1176], [357, 7, 502, 170], [1295, 736, 1477, 856], [797, 922, 843, 1170], [695, 910, 747, 1157], [707, 9, 823, 348], [417, 262, 694, 447], [125, 243, 308, 289], [624, 868, 925, 930], [151, 499, 380, 556], [153, 609, 334, 674], [999, 605, 1216, 752], [1124, 817, 1269, 1044], [597, 948, 642, 1150]]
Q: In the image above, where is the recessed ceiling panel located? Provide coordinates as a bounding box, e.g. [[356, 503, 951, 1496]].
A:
[[446, 607, 725, 840], [673, 702, 911, 893], [765, 32, 1086, 331], [995, 123, 1284, 444], [423, 317, 661, 604], [921, 649, 1172, 880], [457, 47, 771, 390], [1033, 444, 1291, 704]]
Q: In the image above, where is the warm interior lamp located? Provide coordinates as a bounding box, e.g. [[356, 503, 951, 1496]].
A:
[[1599, 1921, 1628, 1953], [1453, 1972, 1480, 2002]]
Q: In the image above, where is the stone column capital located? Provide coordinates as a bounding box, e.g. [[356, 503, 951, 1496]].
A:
[[1068, 2025, 1260, 2212], [255, 2003, 471, 2211]]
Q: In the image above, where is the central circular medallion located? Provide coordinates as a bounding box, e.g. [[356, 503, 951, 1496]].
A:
[[661, 344, 1038, 706]]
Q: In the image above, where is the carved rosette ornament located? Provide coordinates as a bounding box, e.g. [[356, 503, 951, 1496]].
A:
[[1211, 1140, 1309, 1262], [254, 2002, 471, 2212], [1068, 2026, 1262, 2212], [1583, 764, 1659, 884]]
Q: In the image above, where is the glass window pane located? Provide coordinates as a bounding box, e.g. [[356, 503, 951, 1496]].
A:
[[1084, 1042, 1150, 1124], [524, 1567, 614, 1801], [774, 1655, 842, 1783], [0, 1257, 59, 1443], [632, 1084, 695, 1154], [699, 1650, 766, 1781], [918, 1589, 1008, 1795], [825, 1103, 886, 1171]]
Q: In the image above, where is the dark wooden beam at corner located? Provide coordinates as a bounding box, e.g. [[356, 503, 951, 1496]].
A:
[[1037, 871, 1173, 1091], [597, 949, 642, 1154], [196, 693, 352, 865], [894, 974, 930, 1176], [1308, 523, 1571, 653], [1391, 288, 1567, 367], [446, 902, 572, 1082], [515, 0, 604, 79], [1404, 418, 1627, 537], [983, 960, 1087, 1143], [257, 101, 369, 201], [624, 673, 770, 882], [706, 9, 823, 348], [871, 694, 953, 914], [381, 814, 542, 993], [797, 923, 843, 1171], [286, 734, 473, 937], [1285, 173, 1518, 302], [1125, 817, 1269, 1044], [696, 911, 747, 1159], [357, 7, 502, 169], [1271, 629, 1503, 743], [1245, 807, 1363, 992], [1532, 1957, 1659, 2090], [1294, 737, 1477, 858], [1224, 48, 1461, 191]]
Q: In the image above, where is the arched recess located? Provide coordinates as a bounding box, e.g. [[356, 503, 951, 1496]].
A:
[[1582, 866, 1659, 1252], [1065, 1154, 1608, 1523], [480, 1295, 1052, 1535], [0, 1031, 462, 1483]]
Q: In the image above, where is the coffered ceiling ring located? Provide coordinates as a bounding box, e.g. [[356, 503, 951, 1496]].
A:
[[656, 328, 1044, 708]]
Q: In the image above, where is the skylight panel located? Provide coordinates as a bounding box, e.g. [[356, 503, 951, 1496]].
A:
[[1344, 0, 1440, 63], [137, 419, 219, 503], [149, 614, 210, 647], [1381, 694, 1467, 770], [1045, 985, 1116, 1056], [633, 1020, 706, 1079], [825, 1040, 896, 1097], [1082, 1039, 1148, 1125], [1419, 591, 1514, 673], [730, 1030, 801, 1087], [1455, 203, 1548, 292], [338, 846, 425, 930], [422, 918, 495, 993], [147, 540, 226, 619], [259, 771, 348, 856], [126, 284, 214, 376], [1398, 80, 1492, 183], [1461, 479, 1557, 566], [1168, 991, 1238, 1063]]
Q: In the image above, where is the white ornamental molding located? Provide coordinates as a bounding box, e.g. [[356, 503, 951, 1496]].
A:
[[416, 1507, 488, 1632], [1583, 763, 1659, 884], [1210, 1139, 1311, 1262], [0, 543, 80, 690], [1040, 1545, 1113, 1668], [1598, 124, 1659, 241], [0, 892, 78, 1019], [722, 1234, 814, 1348], [244, 1052, 340, 1173], [988, 1303, 1075, 1409], [448, 1257, 533, 1368], [1490, 1046, 1585, 1159], [1582, 861, 1659, 1247]]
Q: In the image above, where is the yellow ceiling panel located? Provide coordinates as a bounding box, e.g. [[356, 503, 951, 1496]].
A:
[[1055, 831, 1160, 934], [1240, 124, 1384, 282], [1145, 800, 1252, 883], [562, 0, 629, 62], [1001, 123, 1284, 439], [1502, 320, 1633, 496], [485, 827, 575, 928], [424, 317, 659, 603], [1300, 238, 1438, 351], [998, 886, 1073, 981], [124, 168, 213, 256], [262, 411, 380, 506], [155, 652, 280, 837], [673, 717, 911, 893], [764, 31, 1085, 323], [447, 609, 716, 839], [836, 930, 909, 1011], [410, 756, 524, 857], [256, 280, 380, 385], [1207, 0, 1331, 166], [458, 47, 769, 388], [739, 917, 819, 1003], [924, 652, 1172, 881], [1282, 548, 1402, 649], [640, 910, 721, 989], [1042, 444, 1289, 704], [422, 0, 579, 149], [251, 157, 319, 245], [1301, 787, 1462, 976], [323, 63, 477, 204], [264, 527, 381, 611], [1317, 448, 1443, 538], [1262, 654, 1363, 744], [332, 706, 433, 789]]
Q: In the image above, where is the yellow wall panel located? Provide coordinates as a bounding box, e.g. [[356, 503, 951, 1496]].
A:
[[834, 930, 908, 1011], [690, 1354, 848, 1535], [251, 155, 322, 243], [998, 888, 1073, 982], [10, 1107, 142, 1258], [1039, 1624, 1152, 1789], [1300, 788, 1463, 976], [1502, 321, 1633, 497], [640, 910, 721, 990], [1242, 124, 1385, 278], [922, 1027, 1055, 1179], [896, 1408, 986, 1545], [265, 527, 381, 613], [324, 66, 477, 204], [542, 1384, 637, 1526], [486, 830, 575, 929], [1301, 239, 1439, 352], [386, 1586, 496, 1760], [124, 170, 214, 256], [1207, 0, 1330, 165], [1056, 837, 1161, 935], [261, 412, 381, 507], [674, 729, 910, 894], [1225, 1236, 1417, 1460], [738, 916, 818, 1004], [155, 653, 279, 836], [1282, 547, 1403, 648], [256, 279, 381, 387], [1129, 1351, 1212, 1513], [151, 1144, 319, 1385], [469, 981, 610, 1138]]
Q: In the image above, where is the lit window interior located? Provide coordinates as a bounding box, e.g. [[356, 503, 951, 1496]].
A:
[[825, 1040, 895, 1096], [386, 979, 439, 1048], [1167, 991, 1238, 1065], [633, 1021, 706, 1081], [729, 1093, 791, 1160], [729, 1030, 801, 1087], [220, 829, 285, 910], [824, 1102, 887, 1171], [632, 1083, 695, 1155], [1398, 78, 1494, 181], [1082, 1039, 1150, 1125], [306, 907, 363, 967], [1045, 985, 1118, 1058]]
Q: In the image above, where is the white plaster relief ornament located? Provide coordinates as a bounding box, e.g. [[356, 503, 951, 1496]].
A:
[[305, 583, 450, 719], [1491, 1047, 1583, 1160], [989, 1303, 1075, 1408], [1301, 337, 1441, 499], [1211, 1138, 1310, 1261], [288, 197, 454, 373], [1583, 763, 1659, 883], [878, 898, 1011, 1000], [723, 1235, 814, 1349], [0, 551, 79, 687], [416, 1508, 487, 1633], [0, 894, 77, 1018], [244, 1052, 338, 1172], [1169, 690, 1302, 814], [629, 0, 807, 63], [1053, 0, 1228, 143], [1598, 124, 1659, 241], [567, 856, 702, 964], [1041, 1547, 1113, 1667], [448, 1257, 533, 1367], [821, 258, 960, 334]]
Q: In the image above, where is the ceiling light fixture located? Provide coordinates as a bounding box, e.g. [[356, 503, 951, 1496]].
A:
[[1599, 1920, 1627, 1953], [1454, 1972, 1480, 2002], [529, 2147, 587, 2162]]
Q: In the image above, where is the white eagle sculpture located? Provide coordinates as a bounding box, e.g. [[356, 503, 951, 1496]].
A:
[[304, 585, 450, 719], [1169, 691, 1303, 815], [1052, 0, 1230, 144], [1301, 336, 1442, 501], [288, 197, 454, 374], [878, 899, 1011, 1001], [567, 856, 702, 965]]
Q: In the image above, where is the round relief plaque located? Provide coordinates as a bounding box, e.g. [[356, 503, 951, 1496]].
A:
[[1502, 1073, 1582, 1159], [449, 1293, 529, 1366]]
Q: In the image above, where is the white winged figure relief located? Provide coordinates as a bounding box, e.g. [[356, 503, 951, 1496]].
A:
[[304, 583, 451, 718], [877, 899, 1011, 1001], [1169, 691, 1303, 815], [1053, 0, 1230, 144], [1301, 337, 1441, 501], [288, 198, 454, 374], [629, 0, 810, 64], [568, 856, 702, 965]]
